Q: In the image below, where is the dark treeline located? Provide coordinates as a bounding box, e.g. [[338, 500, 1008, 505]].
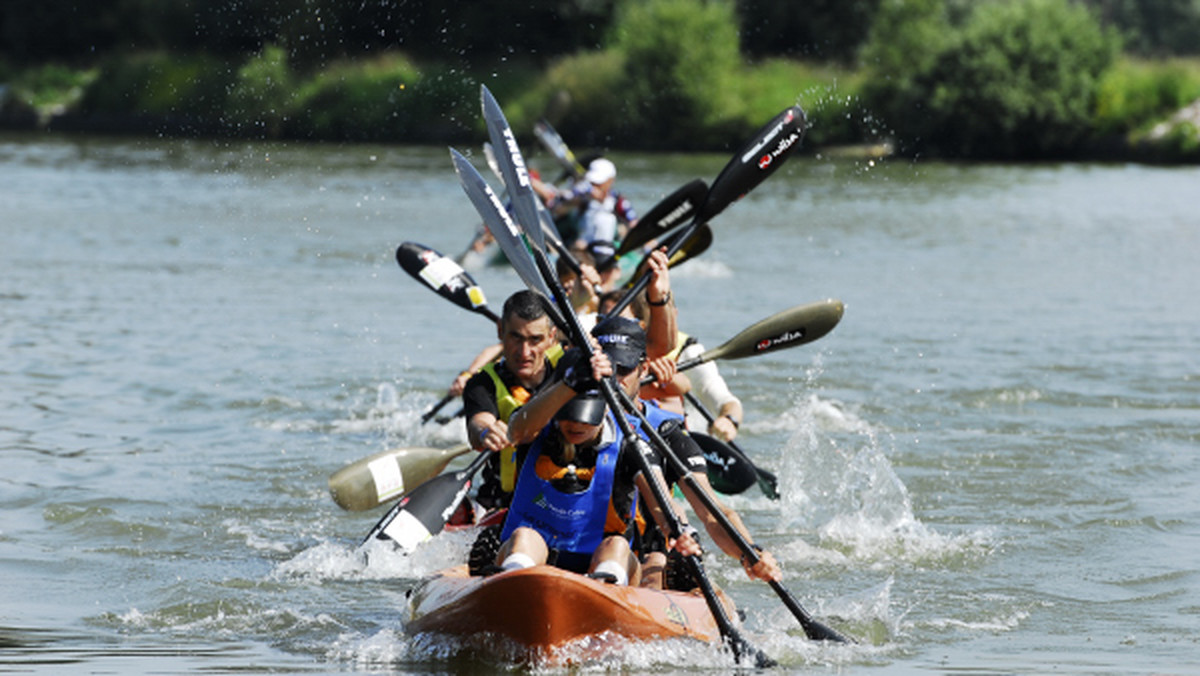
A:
[[4, 0, 1199, 67], [2, 0, 1199, 160]]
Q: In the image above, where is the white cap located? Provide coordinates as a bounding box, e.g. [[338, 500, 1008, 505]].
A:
[[585, 158, 616, 185]]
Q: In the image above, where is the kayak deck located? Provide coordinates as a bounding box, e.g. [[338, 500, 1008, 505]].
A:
[[406, 564, 735, 663]]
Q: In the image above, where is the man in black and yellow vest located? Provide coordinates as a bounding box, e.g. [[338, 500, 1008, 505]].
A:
[[462, 290, 564, 509]]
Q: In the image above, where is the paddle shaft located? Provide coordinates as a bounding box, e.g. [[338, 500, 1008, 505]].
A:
[[420, 392, 456, 425]]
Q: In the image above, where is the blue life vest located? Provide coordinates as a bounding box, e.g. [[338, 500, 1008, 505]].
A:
[[627, 398, 684, 442], [500, 415, 624, 557]]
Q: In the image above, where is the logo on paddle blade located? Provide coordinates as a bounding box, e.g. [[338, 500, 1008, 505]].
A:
[[755, 327, 807, 352], [743, 107, 799, 168]]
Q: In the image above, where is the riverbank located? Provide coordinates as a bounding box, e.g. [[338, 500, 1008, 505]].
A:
[[2, 51, 1198, 163]]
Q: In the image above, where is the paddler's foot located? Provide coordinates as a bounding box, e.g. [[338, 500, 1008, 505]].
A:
[[587, 571, 619, 584]]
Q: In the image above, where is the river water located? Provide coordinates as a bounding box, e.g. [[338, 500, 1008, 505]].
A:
[[2, 132, 1197, 675]]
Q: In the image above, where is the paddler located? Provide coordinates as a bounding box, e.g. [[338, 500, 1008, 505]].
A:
[[461, 290, 564, 509], [493, 322, 690, 586], [581, 316, 781, 590]]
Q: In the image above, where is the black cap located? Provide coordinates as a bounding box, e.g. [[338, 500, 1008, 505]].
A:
[[557, 389, 607, 425], [591, 316, 646, 370], [587, 240, 618, 272]]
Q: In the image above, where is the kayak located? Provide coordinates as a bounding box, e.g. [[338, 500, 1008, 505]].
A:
[[405, 564, 736, 664]]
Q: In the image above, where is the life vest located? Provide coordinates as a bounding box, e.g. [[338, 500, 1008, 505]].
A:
[[665, 330, 691, 363], [500, 414, 624, 556], [628, 397, 685, 441], [482, 343, 564, 492]]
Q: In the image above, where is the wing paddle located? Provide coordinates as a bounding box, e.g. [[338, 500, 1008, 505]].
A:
[[606, 105, 807, 320], [396, 242, 499, 323], [329, 443, 472, 511], [362, 450, 491, 550]]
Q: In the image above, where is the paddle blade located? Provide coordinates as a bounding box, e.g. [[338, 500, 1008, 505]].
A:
[[328, 443, 471, 511], [365, 450, 490, 550], [533, 118, 585, 177], [481, 85, 545, 252], [664, 222, 713, 268], [396, 242, 496, 322], [450, 147, 553, 300], [699, 299, 844, 364], [693, 433, 758, 495], [699, 105, 808, 225], [617, 179, 708, 256]]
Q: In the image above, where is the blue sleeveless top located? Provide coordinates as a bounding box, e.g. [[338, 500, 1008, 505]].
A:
[[500, 415, 624, 557]]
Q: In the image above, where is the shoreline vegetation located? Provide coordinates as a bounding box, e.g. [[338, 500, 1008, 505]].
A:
[[1, 0, 1199, 163]]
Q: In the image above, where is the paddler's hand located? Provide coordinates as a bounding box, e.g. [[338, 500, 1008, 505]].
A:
[[708, 415, 738, 443], [476, 419, 510, 453], [644, 248, 671, 306], [740, 546, 782, 583], [642, 355, 678, 393], [669, 526, 703, 558]]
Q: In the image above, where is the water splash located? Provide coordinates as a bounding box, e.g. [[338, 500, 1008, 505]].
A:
[[778, 394, 994, 567]]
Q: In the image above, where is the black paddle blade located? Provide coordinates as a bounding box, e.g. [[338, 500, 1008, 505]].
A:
[[365, 450, 490, 551], [396, 242, 497, 322], [693, 432, 758, 495], [617, 178, 708, 256], [699, 105, 808, 225], [664, 222, 713, 268]]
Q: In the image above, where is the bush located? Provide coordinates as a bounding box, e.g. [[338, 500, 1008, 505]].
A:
[[861, 0, 1120, 158], [80, 52, 235, 125], [1094, 57, 1200, 136], [287, 54, 476, 142], [226, 45, 295, 137], [606, 0, 744, 148]]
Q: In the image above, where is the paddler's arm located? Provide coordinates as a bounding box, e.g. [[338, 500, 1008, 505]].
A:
[[634, 468, 703, 558], [507, 349, 613, 445], [449, 342, 503, 397], [680, 473, 782, 582], [642, 249, 676, 359]]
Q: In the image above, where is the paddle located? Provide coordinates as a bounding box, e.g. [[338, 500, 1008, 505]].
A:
[[533, 118, 586, 179], [483, 89, 848, 645], [687, 394, 779, 500], [329, 443, 472, 511], [605, 105, 807, 321], [691, 432, 759, 495], [471, 88, 775, 666], [616, 179, 708, 257], [362, 449, 491, 549], [395, 241, 500, 424]]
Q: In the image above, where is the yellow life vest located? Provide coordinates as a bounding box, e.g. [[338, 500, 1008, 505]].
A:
[[665, 330, 691, 363], [483, 343, 564, 492]]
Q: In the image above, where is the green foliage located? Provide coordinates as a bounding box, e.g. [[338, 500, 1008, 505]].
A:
[[80, 52, 235, 122], [509, 51, 629, 146], [4, 63, 98, 117], [287, 54, 475, 142], [861, 0, 1120, 158], [227, 45, 295, 137], [1094, 57, 1200, 135], [607, 0, 745, 148], [736, 59, 871, 147]]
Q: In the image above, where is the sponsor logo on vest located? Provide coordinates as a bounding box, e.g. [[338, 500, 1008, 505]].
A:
[[755, 327, 807, 352], [532, 492, 587, 519]]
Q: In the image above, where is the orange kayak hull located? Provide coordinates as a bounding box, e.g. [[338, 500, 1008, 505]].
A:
[[406, 564, 735, 661]]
